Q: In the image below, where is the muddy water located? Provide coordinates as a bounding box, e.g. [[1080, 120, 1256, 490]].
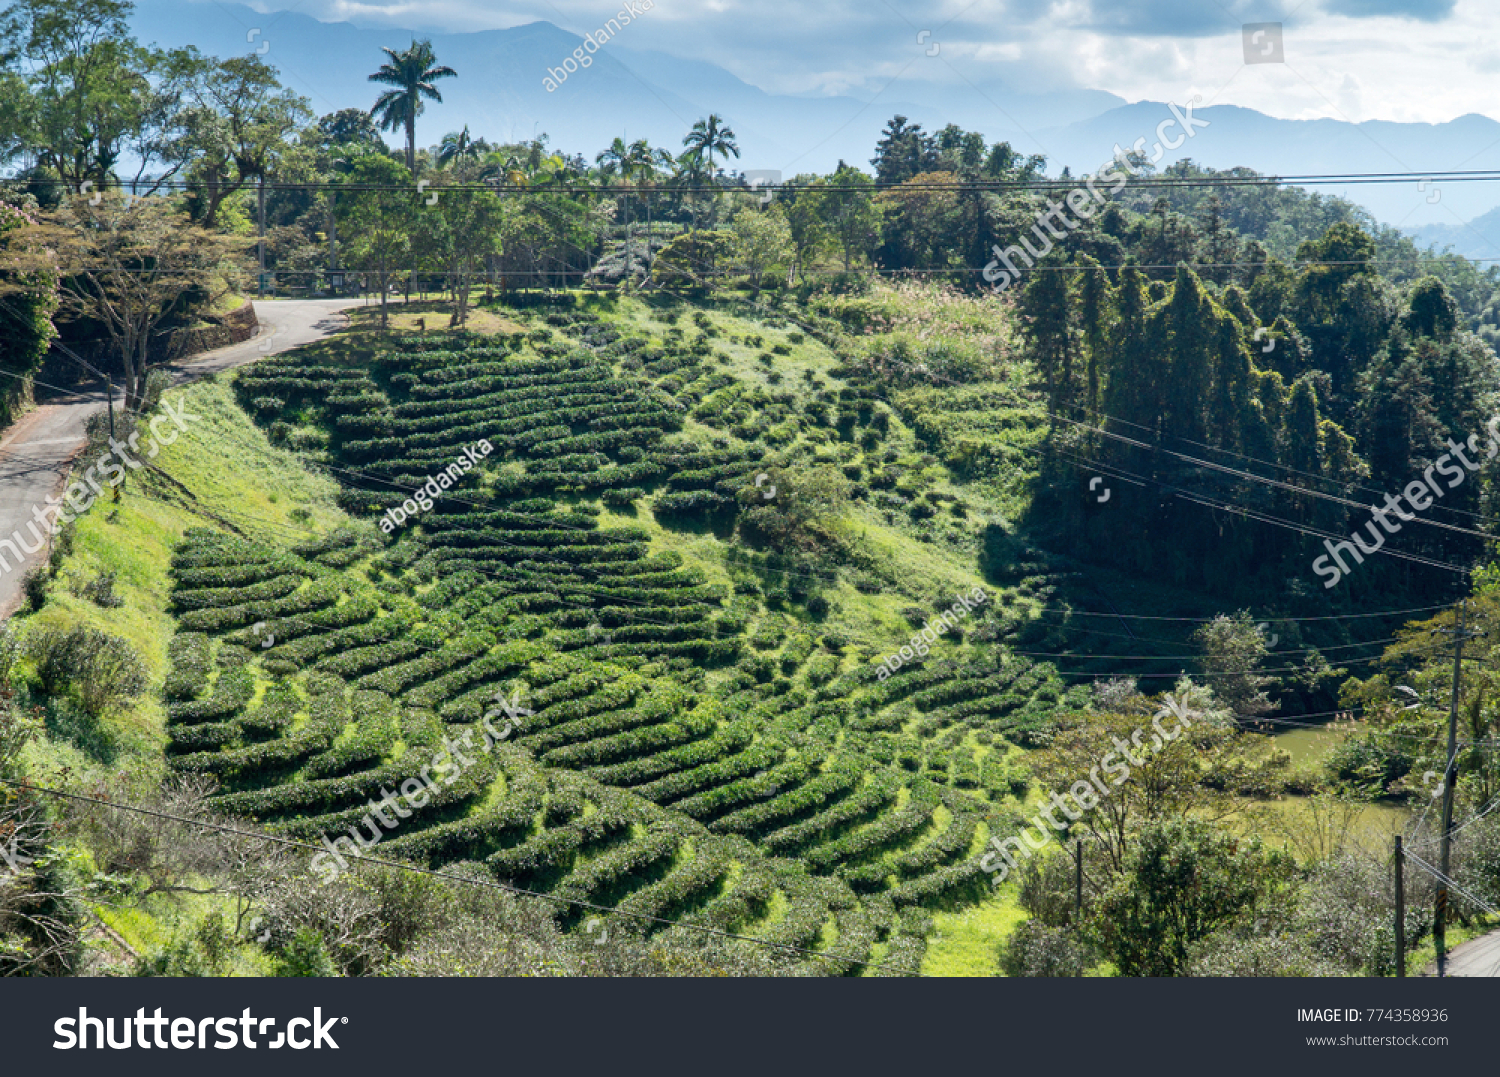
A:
[[1256, 723, 1411, 849]]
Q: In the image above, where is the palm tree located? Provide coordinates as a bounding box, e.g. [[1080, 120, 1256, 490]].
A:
[[595, 137, 629, 182], [626, 140, 675, 279], [673, 151, 710, 230], [596, 137, 636, 289], [681, 115, 738, 228], [437, 125, 479, 169], [368, 40, 457, 172]]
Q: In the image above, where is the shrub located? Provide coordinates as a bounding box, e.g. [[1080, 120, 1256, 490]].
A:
[[601, 487, 645, 508], [80, 572, 124, 608], [49, 520, 74, 573], [21, 567, 48, 611], [999, 920, 1096, 977], [27, 626, 148, 716]]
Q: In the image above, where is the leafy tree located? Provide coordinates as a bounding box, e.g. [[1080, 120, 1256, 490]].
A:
[[1191, 611, 1276, 721], [651, 229, 733, 290], [810, 163, 879, 272], [173, 50, 311, 229], [0, 199, 58, 415], [368, 39, 455, 172], [781, 181, 831, 282], [316, 107, 384, 151], [1093, 819, 1291, 976], [419, 183, 504, 325], [45, 193, 247, 406], [875, 170, 962, 271], [730, 206, 792, 292], [0, 0, 149, 191], [1030, 689, 1249, 877], [335, 154, 416, 328]]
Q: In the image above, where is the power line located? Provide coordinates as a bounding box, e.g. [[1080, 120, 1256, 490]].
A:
[[19, 168, 1500, 195], [1065, 402, 1500, 533], [1050, 410, 1500, 545]]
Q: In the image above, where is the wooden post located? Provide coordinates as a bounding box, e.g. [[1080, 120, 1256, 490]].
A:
[[1074, 841, 1083, 923], [1395, 835, 1405, 978]]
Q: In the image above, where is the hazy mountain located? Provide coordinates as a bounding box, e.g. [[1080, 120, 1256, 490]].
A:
[[129, 0, 1500, 228], [1407, 205, 1500, 263]]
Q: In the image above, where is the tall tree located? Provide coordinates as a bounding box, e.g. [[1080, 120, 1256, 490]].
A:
[[174, 50, 310, 229], [681, 114, 738, 226], [811, 163, 879, 272], [367, 39, 455, 172], [436, 125, 479, 169], [0, 0, 150, 192], [0, 199, 58, 422], [336, 154, 416, 328], [870, 115, 938, 185]]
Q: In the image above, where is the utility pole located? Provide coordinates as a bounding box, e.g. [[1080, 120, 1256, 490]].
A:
[[1394, 835, 1405, 978], [328, 190, 338, 292], [1074, 841, 1083, 924], [1435, 600, 1480, 977], [257, 176, 267, 297]]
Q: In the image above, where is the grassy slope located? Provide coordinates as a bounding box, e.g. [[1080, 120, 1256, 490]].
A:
[[18, 375, 348, 973]]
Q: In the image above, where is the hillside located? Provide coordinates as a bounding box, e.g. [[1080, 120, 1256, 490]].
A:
[[21, 290, 1115, 975]]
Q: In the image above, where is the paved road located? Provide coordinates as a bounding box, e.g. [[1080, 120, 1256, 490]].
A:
[[1436, 929, 1500, 976], [0, 298, 359, 618]]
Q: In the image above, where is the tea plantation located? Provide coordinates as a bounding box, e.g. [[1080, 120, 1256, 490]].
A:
[[149, 296, 1085, 974]]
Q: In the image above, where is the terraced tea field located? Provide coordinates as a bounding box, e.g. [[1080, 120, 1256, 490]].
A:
[[160, 300, 1082, 973]]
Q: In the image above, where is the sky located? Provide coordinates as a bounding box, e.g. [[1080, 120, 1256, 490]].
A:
[[224, 0, 1493, 125]]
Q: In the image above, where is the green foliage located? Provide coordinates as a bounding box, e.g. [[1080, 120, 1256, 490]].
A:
[[26, 624, 147, 716], [1092, 819, 1291, 977]]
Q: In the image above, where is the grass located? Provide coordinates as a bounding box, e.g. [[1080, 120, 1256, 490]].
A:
[[921, 885, 1028, 976], [345, 295, 526, 336]]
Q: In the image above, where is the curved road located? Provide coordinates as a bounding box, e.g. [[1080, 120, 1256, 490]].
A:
[[0, 299, 359, 618]]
